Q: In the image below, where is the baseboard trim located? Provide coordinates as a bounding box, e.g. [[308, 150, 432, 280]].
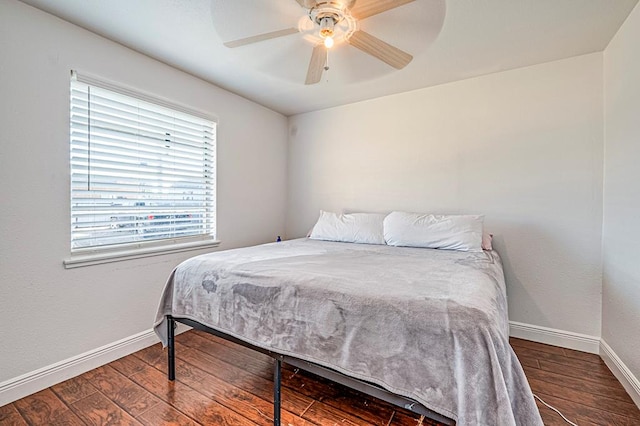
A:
[[600, 339, 640, 408], [0, 324, 189, 407], [509, 321, 600, 354]]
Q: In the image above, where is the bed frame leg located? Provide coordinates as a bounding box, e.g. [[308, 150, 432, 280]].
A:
[[273, 358, 282, 426], [167, 316, 175, 381]]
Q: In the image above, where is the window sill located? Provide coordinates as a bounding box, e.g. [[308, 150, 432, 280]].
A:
[[63, 239, 221, 269]]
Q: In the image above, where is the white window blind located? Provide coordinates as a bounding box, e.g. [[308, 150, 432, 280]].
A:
[[70, 76, 216, 251]]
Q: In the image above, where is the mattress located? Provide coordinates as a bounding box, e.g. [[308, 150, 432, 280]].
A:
[[154, 238, 542, 425]]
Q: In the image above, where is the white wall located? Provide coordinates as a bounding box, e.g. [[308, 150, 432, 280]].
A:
[[603, 3, 640, 386], [287, 53, 604, 337], [0, 0, 287, 384]]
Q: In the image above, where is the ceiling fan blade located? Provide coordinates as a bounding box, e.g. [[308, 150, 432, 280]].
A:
[[348, 30, 412, 69], [296, 0, 353, 9], [295, 0, 316, 8], [224, 28, 299, 48], [305, 44, 326, 85], [349, 0, 415, 20]]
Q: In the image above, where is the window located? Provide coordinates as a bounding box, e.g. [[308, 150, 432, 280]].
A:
[[69, 73, 216, 252]]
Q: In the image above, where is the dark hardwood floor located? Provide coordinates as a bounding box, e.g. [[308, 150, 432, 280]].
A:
[[2, 331, 639, 425]]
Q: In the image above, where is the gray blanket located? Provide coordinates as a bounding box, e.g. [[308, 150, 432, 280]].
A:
[[154, 239, 542, 425]]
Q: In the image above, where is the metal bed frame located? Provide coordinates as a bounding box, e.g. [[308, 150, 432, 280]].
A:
[[166, 315, 455, 426]]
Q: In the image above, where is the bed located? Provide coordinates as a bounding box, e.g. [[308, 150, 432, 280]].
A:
[[153, 238, 542, 425]]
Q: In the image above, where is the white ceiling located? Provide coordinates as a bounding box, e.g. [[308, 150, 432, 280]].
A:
[[19, 0, 638, 116]]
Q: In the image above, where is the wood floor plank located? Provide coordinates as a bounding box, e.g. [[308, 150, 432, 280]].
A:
[[129, 363, 260, 426], [515, 354, 540, 369], [21, 410, 84, 426], [522, 365, 634, 403], [512, 346, 613, 372], [133, 343, 166, 370], [577, 412, 640, 426], [177, 330, 273, 380], [537, 359, 619, 386], [536, 406, 575, 426], [534, 392, 640, 426], [299, 397, 378, 426], [0, 403, 28, 426], [283, 365, 444, 426], [137, 354, 295, 426], [165, 348, 330, 425], [510, 338, 566, 356], [110, 353, 151, 378], [81, 365, 162, 417], [110, 355, 150, 378], [534, 396, 580, 426], [280, 366, 342, 400], [178, 345, 276, 399], [182, 332, 426, 425], [172, 354, 291, 425], [136, 400, 199, 426], [391, 412, 440, 426], [286, 368, 407, 425], [172, 348, 314, 425], [136, 342, 277, 407], [181, 342, 417, 426], [51, 375, 98, 405], [527, 377, 640, 420], [13, 388, 85, 425], [195, 330, 272, 363], [562, 347, 605, 365], [70, 391, 142, 426]]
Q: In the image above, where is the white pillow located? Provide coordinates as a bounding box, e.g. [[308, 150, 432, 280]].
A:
[[383, 211, 484, 252], [309, 210, 386, 245]]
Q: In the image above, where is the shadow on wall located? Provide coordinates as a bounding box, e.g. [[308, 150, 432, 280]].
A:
[[492, 232, 547, 327]]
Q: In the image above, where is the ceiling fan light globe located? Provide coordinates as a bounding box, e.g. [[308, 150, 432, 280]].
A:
[[324, 36, 335, 48]]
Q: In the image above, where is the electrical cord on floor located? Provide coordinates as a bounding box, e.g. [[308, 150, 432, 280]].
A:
[[533, 394, 578, 426]]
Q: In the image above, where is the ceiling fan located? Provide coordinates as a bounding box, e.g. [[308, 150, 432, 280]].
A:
[[223, 0, 415, 85]]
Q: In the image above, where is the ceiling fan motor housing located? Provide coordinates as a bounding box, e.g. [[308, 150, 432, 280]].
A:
[[310, 3, 344, 25], [319, 16, 336, 37], [309, 1, 357, 42]]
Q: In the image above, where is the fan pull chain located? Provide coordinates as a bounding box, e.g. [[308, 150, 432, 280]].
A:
[[325, 48, 330, 82]]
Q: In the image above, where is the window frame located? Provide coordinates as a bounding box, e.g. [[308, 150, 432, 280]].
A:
[[64, 71, 219, 268]]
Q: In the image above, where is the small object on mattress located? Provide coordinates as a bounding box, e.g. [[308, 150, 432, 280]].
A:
[[154, 239, 542, 425]]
